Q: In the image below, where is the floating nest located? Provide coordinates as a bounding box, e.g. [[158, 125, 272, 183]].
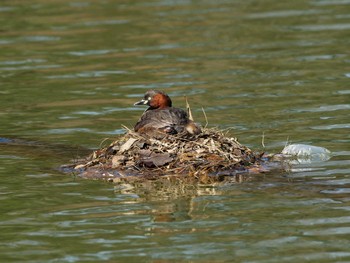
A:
[[65, 127, 285, 184]]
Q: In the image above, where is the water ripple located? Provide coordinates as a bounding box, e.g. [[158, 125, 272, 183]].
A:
[[21, 36, 61, 42], [0, 7, 15, 12], [26, 229, 115, 237], [312, 0, 350, 6], [296, 54, 346, 61], [289, 104, 350, 113], [45, 70, 130, 79], [71, 107, 140, 117], [247, 9, 324, 19], [69, 2, 90, 8], [0, 59, 46, 65], [334, 90, 350, 95], [0, 39, 13, 45], [311, 123, 350, 130], [296, 216, 350, 225], [0, 64, 61, 71], [123, 43, 182, 52], [0, 155, 26, 160], [121, 81, 205, 90], [46, 128, 92, 134], [68, 49, 115, 56], [266, 252, 350, 263], [78, 20, 129, 26], [292, 23, 350, 31], [321, 188, 350, 194], [303, 226, 350, 236]]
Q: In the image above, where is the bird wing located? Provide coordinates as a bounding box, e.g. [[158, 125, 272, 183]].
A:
[[134, 108, 188, 132]]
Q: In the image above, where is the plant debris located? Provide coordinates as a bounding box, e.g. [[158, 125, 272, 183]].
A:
[[63, 127, 286, 183]]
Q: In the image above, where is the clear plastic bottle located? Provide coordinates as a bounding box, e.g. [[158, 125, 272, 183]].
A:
[[281, 144, 331, 163]]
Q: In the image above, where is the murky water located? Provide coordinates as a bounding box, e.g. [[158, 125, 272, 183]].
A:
[[1, 0, 350, 262]]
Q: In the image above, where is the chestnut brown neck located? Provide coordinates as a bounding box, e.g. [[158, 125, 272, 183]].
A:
[[149, 93, 172, 109]]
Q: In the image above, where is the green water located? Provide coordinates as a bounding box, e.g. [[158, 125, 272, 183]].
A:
[[1, 0, 350, 262]]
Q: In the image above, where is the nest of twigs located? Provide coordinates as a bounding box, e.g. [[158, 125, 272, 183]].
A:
[[67, 127, 273, 183]]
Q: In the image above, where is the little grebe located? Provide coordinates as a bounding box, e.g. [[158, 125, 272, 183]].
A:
[[134, 90, 201, 137]]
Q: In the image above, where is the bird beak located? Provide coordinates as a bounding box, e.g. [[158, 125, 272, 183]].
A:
[[134, 99, 149, 106]]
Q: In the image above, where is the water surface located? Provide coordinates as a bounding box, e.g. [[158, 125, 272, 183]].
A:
[[1, 0, 349, 262]]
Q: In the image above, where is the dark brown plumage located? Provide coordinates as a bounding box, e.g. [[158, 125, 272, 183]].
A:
[[134, 90, 201, 137]]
